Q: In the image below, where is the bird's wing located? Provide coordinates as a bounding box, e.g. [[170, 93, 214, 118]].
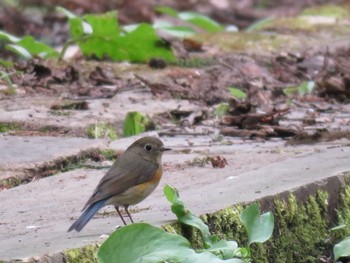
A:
[[82, 151, 158, 209]]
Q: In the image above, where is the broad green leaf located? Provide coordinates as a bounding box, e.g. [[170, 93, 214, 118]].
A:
[[98, 223, 243, 263], [69, 11, 175, 62], [240, 203, 274, 245], [116, 23, 175, 62], [229, 87, 247, 99], [178, 11, 224, 32], [206, 240, 239, 260], [334, 237, 350, 262], [164, 185, 212, 247], [123, 111, 150, 137], [155, 6, 179, 17], [84, 11, 119, 38], [1, 30, 58, 59], [0, 30, 20, 42], [16, 36, 59, 58], [5, 44, 32, 59]]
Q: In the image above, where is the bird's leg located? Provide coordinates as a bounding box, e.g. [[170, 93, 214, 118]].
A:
[[124, 205, 134, 223], [115, 205, 127, 225]]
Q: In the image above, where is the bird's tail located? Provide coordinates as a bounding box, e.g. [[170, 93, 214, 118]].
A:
[[68, 199, 106, 232]]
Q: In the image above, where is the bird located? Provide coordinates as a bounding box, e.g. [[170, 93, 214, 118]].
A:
[[68, 136, 171, 232]]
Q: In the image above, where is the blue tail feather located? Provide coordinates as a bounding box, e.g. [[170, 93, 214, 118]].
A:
[[68, 199, 106, 232]]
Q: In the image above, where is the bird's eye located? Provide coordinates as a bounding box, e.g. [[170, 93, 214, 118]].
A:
[[144, 144, 153, 151]]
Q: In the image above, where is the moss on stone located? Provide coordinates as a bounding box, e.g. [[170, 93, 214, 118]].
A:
[[64, 244, 99, 263], [334, 185, 350, 241], [0, 122, 21, 133], [86, 123, 118, 140], [178, 188, 341, 262]]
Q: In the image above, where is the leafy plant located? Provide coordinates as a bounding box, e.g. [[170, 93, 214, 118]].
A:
[[154, 6, 224, 38], [98, 223, 242, 263], [0, 30, 59, 59], [334, 237, 350, 262], [283, 81, 315, 97], [240, 203, 274, 245], [229, 87, 247, 99], [86, 123, 118, 140], [123, 111, 152, 137], [331, 224, 350, 262], [98, 184, 274, 263], [58, 8, 176, 63], [215, 103, 230, 117]]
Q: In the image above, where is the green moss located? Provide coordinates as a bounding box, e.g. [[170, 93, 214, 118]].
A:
[[179, 190, 335, 262], [334, 185, 350, 240], [0, 87, 16, 96], [86, 123, 118, 140], [99, 148, 118, 160], [0, 176, 23, 190], [0, 122, 21, 133], [270, 192, 330, 263], [65, 244, 99, 263], [48, 110, 72, 116]]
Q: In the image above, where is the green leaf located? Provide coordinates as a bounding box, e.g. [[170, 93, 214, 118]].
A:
[[98, 223, 243, 263], [0, 31, 58, 59], [69, 11, 175, 62], [298, 81, 315, 96], [331, 224, 347, 231], [240, 203, 274, 245], [156, 25, 196, 38], [282, 86, 298, 97], [86, 123, 118, 140], [123, 111, 151, 137], [283, 81, 315, 97], [178, 11, 224, 32], [246, 17, 276, 32], [215, 103, 229, 117], [229, 87, 247, 99], [15, 36, 59, 58], [334, 236, 350, 262], [155, 6, 179, 17], [206, 240, 239, 260], [164, 185, 212, 247], [5, 44, 32, 59], [56, 6, 77, 19], [0, 30, 20, 42]]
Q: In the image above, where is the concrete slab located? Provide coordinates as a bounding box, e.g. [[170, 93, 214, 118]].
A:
[[0, 135, 349, 261], [0, 136, 105, 175]]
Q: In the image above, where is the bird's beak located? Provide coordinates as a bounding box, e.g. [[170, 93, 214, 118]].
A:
[[160, 146, 172, 152]]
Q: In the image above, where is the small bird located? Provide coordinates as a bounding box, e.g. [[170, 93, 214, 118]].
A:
[[68, 136, 170, 232]]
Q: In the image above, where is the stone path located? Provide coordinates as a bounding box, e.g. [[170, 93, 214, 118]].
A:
[[0, 134, 349, 261]]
